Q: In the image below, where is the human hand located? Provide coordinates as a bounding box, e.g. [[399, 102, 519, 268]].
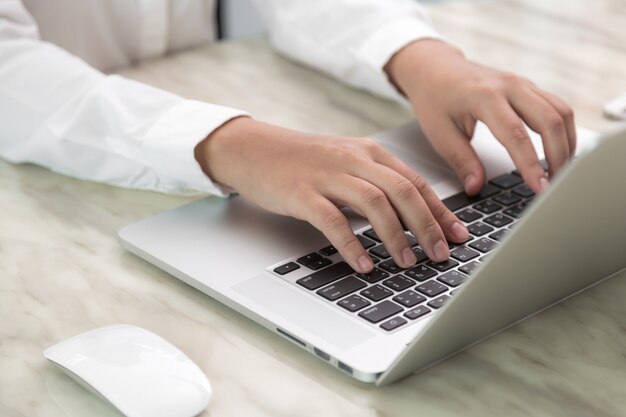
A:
[[385, 40, 576, 195], [195, 117, 469, 273]]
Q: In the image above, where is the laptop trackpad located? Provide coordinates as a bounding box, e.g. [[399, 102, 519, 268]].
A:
[[232, 274, 375, 350]]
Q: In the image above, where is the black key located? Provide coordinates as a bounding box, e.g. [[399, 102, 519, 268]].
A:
[[362, 228, 381, 242], [356, 268, 389, 283], [297, 252, 322, 266], [404, 265, 437, 282], [360, 284, 393, 301], [469, 238, 498, 253], [357, 234, 376, 249], [358, 300, 403, 323], [494, 191, 522, 206], [306, 257, 333, 270], [467, 221, 494, 237], [383, 275, 416, 291], [473, 200, 502, 214], [416, 280, 448, 297], [338, 294, 371, 312], [317, 276, 367, 301], [273, 262, 300, 275], [489, 173, 523, 189], [379, 259, 404, 274], [319, 245, 337, 256], [404, 305, 431, 320], [512, 184, 535, 198], [450, 246, 480, 262], [437, 270, 466, 287], [428, 294, 450, 309], [370, 256, 380, 264], [489, 229, 510, 241], [426, 259, 459, 272], [412, 248, 428, 264], [369, 244, 390, 259], [442, 184, 500, 211], [455, 208, 482, 223], [459, 261, 481, 275], [297, 262, 353, 290], [405, 233, 418, 247], [484, 213, 514, 228], [393, 290, 426, 307], [504, 205, 526, 218], [380, 316, 408, 331]]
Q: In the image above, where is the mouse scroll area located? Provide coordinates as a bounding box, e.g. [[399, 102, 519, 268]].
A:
[[44, 324, 212, 417]]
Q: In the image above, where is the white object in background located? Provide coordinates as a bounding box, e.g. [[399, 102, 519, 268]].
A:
[[604, 93, 626, 120], [44, 325, 212, 417]]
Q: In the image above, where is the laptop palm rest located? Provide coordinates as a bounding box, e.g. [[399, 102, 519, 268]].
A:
[[232, 274, 375, 350]]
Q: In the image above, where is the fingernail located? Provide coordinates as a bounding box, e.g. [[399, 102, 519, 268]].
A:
[[464, 175, 476, 194], [451, 221, 469, 241], [433, 239, 449, 261], [357, 255, 373, 272], [402, 247, 417, 266], [539, 177, 550, 193]]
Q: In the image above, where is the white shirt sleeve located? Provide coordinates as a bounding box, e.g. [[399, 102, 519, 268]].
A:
[[0, 0, 245, 196], [254, 0, 443, 103]]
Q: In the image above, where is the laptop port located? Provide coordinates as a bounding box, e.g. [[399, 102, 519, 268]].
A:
[[276, 328, 306, 347], [313, 347, 330, 361], [337, 361, 353, 375]]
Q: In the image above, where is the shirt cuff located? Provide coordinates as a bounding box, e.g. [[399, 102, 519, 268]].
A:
[[357, 16, 445, 103], [142, 100, 248, 196]]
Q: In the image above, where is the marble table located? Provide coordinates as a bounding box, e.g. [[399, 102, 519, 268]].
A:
[[1, 0, 625, 416]]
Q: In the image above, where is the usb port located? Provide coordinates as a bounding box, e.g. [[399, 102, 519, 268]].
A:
[[313, 347, 330, 361]]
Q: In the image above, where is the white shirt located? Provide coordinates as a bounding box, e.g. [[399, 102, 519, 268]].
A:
[[0, 0, 441, 195]]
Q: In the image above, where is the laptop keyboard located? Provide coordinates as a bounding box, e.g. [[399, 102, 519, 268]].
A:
[[270, 167, 542, 333]]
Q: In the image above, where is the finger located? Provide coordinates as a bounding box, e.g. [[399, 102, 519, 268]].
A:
[[322, 175, 419, 268], [372, 151, 470, 245], [302, 194, 373, 273], [475, 97, 548, 194], [423, 116, 486, 195], [533, 89, 577, 158], [509, 88, 570, 179]]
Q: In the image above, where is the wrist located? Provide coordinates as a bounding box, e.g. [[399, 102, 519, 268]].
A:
[[385, 39, 464, 98], [194, 116, 257, 189]]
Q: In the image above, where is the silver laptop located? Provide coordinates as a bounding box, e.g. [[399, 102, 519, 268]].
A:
[[118, 122, 626, 385]]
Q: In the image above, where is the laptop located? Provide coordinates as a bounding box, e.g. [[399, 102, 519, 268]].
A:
[[118, 122, 626, 385]]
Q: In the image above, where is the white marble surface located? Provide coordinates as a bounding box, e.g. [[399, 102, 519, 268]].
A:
[[2, 0, 626, 416]]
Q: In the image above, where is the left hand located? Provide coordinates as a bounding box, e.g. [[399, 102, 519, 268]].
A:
[[385, 39, 576, 195]]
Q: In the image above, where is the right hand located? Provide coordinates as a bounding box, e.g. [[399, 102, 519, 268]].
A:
[[195, 117, 469, 274]]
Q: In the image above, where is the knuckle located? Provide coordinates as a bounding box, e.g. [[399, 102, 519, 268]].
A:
[[320, 209, 347, 232], [431, 202, 451, 222], [475, 81, 502, 101], [337, 235, 361, 254], [421, 218, 441, 238], [508, 123, 530, 145], [362, 137, 384, 155], [388, 228, 410, 248], [361, 186, 387, 208], [412, 175, 430, 195], [500, 71, 524, 87], [562, 105, 574, 120], [544, 112, 565, 132], [393, 178, 417, 201]]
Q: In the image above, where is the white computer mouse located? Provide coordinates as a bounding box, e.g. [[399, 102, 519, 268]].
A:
[[44, 324, 212, 417]]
